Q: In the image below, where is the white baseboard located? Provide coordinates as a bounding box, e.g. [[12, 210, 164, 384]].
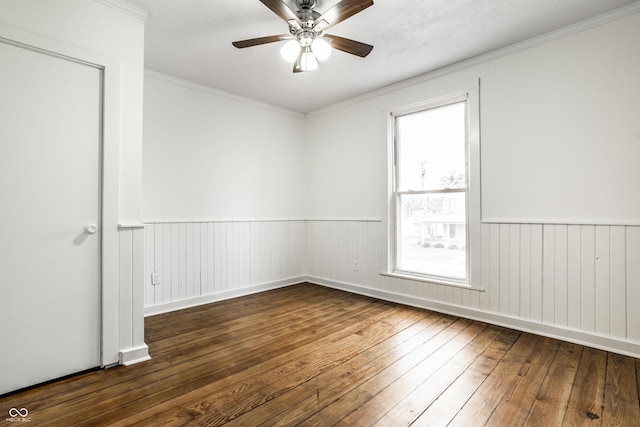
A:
[[305, 275, 640, 359], [118, 344, 151, 366], [143, 276, 306, 317]]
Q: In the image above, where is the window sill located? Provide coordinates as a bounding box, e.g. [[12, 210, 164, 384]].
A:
[[380, 271, 485, 292]]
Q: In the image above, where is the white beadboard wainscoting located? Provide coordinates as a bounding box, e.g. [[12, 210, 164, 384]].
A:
[[142, 219, 639, 356], [143, 220, 306, 315], [118, 225, 150, 365], [306, 220, 640, 357]]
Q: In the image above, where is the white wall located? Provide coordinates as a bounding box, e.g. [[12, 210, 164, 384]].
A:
[[140, 8, 640, 356], [141, 72, 308, 315], [306, 12, 640, 224], [305, 105, 385, 220], [0, 0, 147, 365], [0, 0, 145, 222], [481, 13, 640, 223], [303, 11, 640, 356], [142, 72, 307, 222]]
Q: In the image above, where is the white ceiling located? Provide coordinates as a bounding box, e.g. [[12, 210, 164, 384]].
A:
[[129, 0, 636, 114]]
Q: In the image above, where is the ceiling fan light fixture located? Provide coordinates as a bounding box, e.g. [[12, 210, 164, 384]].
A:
[[280, 39, 300, 63], [311, 37, 331, 61], [233, 0, 374, 73]]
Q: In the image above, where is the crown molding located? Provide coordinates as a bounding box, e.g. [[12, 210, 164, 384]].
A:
[[144, 69, 305, 119], [308, 1, 640, 117], [94, 0, 148, 21]]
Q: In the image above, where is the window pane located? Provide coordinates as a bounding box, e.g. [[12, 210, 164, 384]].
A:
[[396, 192, 467, 279], [396, 102, 466, 191]]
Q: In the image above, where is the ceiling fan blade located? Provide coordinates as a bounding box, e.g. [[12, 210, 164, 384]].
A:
[[260, 0, 302, 25], [314, 0, 373, 30], [232, 35, 291, 48], [326, 34, 373, 57]]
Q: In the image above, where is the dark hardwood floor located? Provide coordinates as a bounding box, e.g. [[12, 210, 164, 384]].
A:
[[1, 283, 639, 426]]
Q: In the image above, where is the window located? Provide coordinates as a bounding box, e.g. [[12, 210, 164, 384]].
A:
[[388, 81, 480, 288]]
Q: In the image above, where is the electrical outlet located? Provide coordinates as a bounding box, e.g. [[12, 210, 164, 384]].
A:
[[352, 260, 359, 272], [151, 271, 161, 285]]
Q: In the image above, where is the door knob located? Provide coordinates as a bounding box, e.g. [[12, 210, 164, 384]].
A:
[[85, 224, 98, 234]]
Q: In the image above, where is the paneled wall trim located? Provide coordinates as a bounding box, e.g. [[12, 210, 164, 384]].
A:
[[305, 220, 640, 358], [144, 220, 640, 358], [143, 220, 306, 316], [118, 225, 150, 365]]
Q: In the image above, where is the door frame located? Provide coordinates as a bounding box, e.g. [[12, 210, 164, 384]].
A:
[[0, 24, 122, 367]]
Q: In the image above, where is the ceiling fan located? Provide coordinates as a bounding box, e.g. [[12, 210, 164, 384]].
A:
[[232, 0, 374, 73]]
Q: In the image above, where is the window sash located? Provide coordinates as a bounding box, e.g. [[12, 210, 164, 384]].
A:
[[392, 100, 470, 283], [396, 188, 466, 196], [394, 191, 470, 282]]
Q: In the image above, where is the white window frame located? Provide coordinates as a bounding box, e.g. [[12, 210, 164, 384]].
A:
[[384, 79, 482, 291]]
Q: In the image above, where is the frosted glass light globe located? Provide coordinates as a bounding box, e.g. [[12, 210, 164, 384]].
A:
[[300, 48, 318, 71], [311, 38, 332, 61], [280, 39, 300, 63]]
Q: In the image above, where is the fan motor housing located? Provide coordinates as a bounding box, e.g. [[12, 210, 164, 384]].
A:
[[295, 0, 317, 9], [295, 0, 321, 23]]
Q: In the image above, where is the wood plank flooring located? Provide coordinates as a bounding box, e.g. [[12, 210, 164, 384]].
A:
[[1, 283, 639, 426]]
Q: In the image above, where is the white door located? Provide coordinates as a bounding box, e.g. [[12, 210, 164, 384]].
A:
[[0, 40, 101, 395]]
